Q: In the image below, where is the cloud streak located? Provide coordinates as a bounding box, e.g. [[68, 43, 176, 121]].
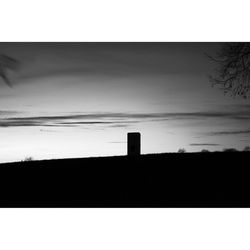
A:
[[1, 110, 250, 128], [0, 110, 22, 116], [208, 129, 250, 136], [189, 143, 220, 146]]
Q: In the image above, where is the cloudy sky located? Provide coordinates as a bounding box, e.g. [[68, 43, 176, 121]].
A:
[[0, 42, 250, 163]]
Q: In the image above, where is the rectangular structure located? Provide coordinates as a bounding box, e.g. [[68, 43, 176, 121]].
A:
[[127, 132, 141, 156]]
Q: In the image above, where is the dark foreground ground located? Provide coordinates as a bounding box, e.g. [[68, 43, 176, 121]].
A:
[[0, 152, 249, 207]]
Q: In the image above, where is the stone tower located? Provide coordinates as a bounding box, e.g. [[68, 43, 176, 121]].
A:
[[127, 132, 141, 156]]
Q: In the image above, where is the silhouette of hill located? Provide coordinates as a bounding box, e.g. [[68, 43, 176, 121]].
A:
[[0, 152, 249, 207]]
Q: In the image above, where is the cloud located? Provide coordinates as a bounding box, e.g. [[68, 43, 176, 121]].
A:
[[109, 141, 126, 144], [208, 129, 250, 136], [189, 143, 220, 146], [40, 129, 58, 133], [1, 110, 250, 128], [0, 121, 40, 127], [237, 104, 250, 109], [0, 113, 137, 128], [108, 124, 130, 128], [0, 110, 22, 116]]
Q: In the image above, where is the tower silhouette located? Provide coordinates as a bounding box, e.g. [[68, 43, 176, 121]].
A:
[[127, 132, 141, 156]]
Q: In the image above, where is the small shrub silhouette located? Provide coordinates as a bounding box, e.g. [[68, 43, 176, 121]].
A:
[[177, 148, 186, 153], [223, 148, 238, 152], [23, 156, 34, 162], [201, 149, 210, 153]]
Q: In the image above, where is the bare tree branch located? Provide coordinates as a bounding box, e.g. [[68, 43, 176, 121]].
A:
[[208, 42, 250, 98], [0, 54, 20, 87]]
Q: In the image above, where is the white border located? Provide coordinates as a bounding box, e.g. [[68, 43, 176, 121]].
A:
[[0, 0, 250, 41], [1, 1, 250, 249], [0, 208, 250, 250]]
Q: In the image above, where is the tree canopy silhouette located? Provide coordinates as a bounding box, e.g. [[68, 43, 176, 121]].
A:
[[0, 54, 19, 87], [209, 42, 250, 98]]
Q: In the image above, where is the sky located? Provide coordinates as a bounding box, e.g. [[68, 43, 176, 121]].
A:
[[0, 42, 250, 163]]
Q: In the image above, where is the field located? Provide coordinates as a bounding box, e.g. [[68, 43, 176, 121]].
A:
[[0, 152, 249, 207]]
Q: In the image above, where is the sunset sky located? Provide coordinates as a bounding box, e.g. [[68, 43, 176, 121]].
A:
[[0, 42, 250, 163]]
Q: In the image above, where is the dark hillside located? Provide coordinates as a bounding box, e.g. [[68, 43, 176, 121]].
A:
[[0, 152, 249, 207]]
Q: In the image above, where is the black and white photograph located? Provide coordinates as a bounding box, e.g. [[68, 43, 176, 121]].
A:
[[0, 42, 250, 207], [1, 1, 250, 249]]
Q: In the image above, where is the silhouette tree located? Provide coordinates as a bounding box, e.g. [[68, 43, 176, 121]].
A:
[[223, 148, 238, 152], [0, 54, 19, 87], [208, 42, 250, 98], [23, 156, 34, 162], [201, 149, 210, 153], [177, 148, 186, 153]]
